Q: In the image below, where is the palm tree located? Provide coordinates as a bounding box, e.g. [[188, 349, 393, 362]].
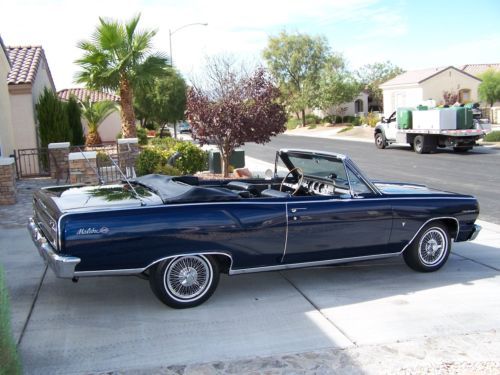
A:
[[80, 99, 117, 146], [75, 14, 168, 138]]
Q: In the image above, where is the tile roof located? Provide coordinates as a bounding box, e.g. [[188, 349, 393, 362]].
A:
[[380, 67, 448, 87], [380, 65, 483, 88], [57, 88, 120, 103], [7, 45, 50, 85], [459, 63, 500, 76]]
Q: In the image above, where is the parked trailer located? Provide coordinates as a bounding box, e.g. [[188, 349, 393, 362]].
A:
[[374, 111, 486, 154]]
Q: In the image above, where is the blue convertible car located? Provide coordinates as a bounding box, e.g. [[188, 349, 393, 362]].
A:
[[29, 149, 481, 308]]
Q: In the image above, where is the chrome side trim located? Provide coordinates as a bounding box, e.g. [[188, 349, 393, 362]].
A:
[[400, 216, 460, 253], [28, 217, 80, 278], [229, 252, 400, 275], [73, 251, 234, 277]]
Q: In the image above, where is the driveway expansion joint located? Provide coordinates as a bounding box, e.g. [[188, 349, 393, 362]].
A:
[[451, 251, 500, 272], [279, 270, 357, 346]]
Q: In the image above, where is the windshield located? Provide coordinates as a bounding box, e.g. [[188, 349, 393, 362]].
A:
[[286, 153, 347, 181]]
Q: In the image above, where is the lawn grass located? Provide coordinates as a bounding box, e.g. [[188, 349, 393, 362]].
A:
[[0, 266, 21, 375], [484, 131, 500, 142]]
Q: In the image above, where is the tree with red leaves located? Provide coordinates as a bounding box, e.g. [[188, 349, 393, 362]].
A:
[[187, 64, 287, 177]]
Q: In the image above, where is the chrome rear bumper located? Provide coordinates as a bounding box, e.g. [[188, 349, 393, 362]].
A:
[[28, 217, 80, 278], [468, 224, 482, 241]]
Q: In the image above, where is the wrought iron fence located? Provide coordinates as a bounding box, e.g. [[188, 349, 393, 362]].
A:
[[70, 143, 122, 184], [13, 148, 51, 178]]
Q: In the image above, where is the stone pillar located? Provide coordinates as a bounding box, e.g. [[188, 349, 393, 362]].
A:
[[117, 138, 139, 178], [0, 158, 17, 205], [48, 142, 70, 181], [68, 151, 99, 185]]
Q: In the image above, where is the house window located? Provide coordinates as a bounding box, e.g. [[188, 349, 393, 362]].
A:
[[459, 89, 471, 103], [354, 99, 364, 113]]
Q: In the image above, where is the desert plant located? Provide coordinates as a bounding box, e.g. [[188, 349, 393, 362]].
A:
[[0, 266, 21, 375], [360, 112, 379, 127], [136, 127, 148, 145], [443, 91, 459, 106], [75, 14, 168, 138], [80, 99, 117, 146]]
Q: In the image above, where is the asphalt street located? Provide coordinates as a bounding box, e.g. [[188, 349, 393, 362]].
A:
[[243, 134, 500, 224]]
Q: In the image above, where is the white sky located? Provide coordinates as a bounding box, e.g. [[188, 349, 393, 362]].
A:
[[1, 0, 499, 90]]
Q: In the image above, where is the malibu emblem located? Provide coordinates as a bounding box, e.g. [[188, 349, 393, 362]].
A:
[[76, 227, 110, 235]]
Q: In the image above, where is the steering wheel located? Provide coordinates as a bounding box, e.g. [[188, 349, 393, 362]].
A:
[[280, 167, 304, 195]]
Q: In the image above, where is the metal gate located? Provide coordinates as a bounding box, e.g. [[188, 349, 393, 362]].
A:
[[13, 148, 51, 178]]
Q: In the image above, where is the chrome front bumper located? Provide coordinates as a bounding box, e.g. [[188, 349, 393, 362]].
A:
[[468, 224, 482, 241], [28, 217, 80, 278]]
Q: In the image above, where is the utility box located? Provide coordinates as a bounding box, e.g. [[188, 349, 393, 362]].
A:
[[208, 149, 245, 174], [412, 109, 456, 130]]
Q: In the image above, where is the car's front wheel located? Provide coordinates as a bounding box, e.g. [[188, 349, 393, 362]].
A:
[[403, 222, 451, 272], [374, 132, 387, 149], [149, 255, 219, 308]]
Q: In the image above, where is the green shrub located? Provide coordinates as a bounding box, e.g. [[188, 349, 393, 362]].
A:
[[484, 131, 500, 142], [135, 147, 166, 176], [352, 117, 362, 126], [172, 142, 208, 174], [305, 114, 321, 124], [150, 137, 180, 149], [96, 151, 112, 167], [286, 118, 301, 130], [360, 112, 380, 127], [153, 164, 181, 176], [344, 116, 355, 123], [0, 267, 21, 375], [308, 124, 317, 129], [136, 127, 148, 145], [67, 96, 85, 145]]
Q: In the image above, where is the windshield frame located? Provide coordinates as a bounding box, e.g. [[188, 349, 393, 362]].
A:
[[276, 149, 381, 197]]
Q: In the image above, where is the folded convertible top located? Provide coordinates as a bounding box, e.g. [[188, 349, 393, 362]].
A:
[[133, 174, 240, 204]]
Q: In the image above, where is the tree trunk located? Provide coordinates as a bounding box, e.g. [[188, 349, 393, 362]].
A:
[[85, 130, 102, 146], [221, 148, 232, 178], [173, 123, 178, 139], [301, 109, 306, 127], [119, 75, 137, 138]]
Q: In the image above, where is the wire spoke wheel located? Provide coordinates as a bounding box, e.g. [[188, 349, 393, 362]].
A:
[[165, 256, 212, 301], [418, 227, 447, 266]]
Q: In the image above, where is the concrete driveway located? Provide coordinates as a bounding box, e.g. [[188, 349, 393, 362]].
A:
[[1, 220, 499, 374]]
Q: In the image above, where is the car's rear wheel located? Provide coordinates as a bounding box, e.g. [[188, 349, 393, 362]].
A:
[[149, 255, 219, 308], [403, 222, 451, 272]]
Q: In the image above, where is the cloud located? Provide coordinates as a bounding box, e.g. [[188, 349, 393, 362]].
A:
[[0, 0, 406, 88]]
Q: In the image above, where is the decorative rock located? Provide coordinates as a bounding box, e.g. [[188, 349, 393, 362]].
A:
[[68, 151, 99, 185]]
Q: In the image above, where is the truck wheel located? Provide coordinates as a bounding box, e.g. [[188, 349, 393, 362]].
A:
[[374, 133, 387, 149], [403, 222, 451, 272], [413, 135, 426, 154], [149, 255, 220, 308]]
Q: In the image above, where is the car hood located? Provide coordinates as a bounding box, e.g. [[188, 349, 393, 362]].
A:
[[373, 181, 458, 196], [40, 184, 163, 213]]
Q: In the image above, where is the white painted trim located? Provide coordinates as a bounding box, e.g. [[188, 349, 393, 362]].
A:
[[0, 157, 14, 166], [117, 138, 138, 144], [48, 142, 70, 149], [68, 151, 97, 161]]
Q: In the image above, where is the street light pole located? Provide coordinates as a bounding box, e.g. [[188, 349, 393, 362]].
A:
[[168, 22, 208, 66]]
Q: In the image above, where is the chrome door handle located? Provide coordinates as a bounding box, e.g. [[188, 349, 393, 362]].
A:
[[290, 207, 307, 213]]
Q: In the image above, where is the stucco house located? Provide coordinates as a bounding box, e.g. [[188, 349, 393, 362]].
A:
[[380, 64, 500, 117], [313, 91, 369, 120], [58, 88, 122, 143], [0, 36, 14, 157], [6, 45, 56, 150]]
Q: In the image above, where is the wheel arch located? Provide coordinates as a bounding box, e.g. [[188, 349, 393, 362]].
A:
[[402, 217, 459, 253], [145, 252, 234, 273]]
